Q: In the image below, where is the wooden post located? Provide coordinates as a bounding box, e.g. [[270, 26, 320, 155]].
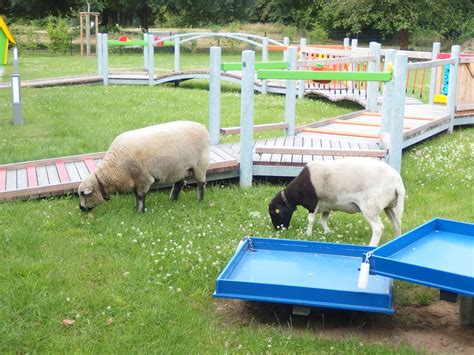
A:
[[298, 38, 307, 99], [80, 13, 84, 56], [85, 12, 91, 56], [148, 34, 155, 86], [459, 296, 474, 326], [367, 42, 382, 111], [386, 53, 408, 173], [285, 47, 297, 136], [283, 36, 289, 62], [446, 45, 461, 133], [102, 33, 109, 85], [343, 37, 350, 48], [143, 33, 149, 72], [261, 37, 269, 94], [94, 14, 99, 55], [380, 49, 396, 150], [209, 47, 221, 145], [174, 36, 180, 72], [96, 33, 102, 75], [428, 42, 441, 105], [239, 50, 255, 188]]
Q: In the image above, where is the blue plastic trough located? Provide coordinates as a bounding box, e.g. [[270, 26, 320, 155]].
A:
[[367, 218, 474, 297], [214, 238, 394, 314]]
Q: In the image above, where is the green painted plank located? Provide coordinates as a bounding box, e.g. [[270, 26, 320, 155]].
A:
[[221, 61, 288, 71], [107, 40, 147, 47], [257, 69, 393, 82]]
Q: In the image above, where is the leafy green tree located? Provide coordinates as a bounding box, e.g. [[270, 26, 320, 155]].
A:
[[0, 0, 80, 23]]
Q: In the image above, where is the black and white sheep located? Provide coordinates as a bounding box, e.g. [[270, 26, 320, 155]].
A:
[[78, 120, 210, 212], [268, 159, 405, 246]]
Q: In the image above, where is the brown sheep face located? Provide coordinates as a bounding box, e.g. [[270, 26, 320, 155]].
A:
[[78, 175, 108, 212]]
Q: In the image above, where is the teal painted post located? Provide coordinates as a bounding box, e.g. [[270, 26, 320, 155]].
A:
[[174, 36, 180, 72], [102, 33, 109, 85], [96, 33, 102, 75], [147, 34, 154, 86], [209, 47, 221, 145], [239, 50, 255, 187], [143, 33, 149, 71], [367, 42, 381, 111], [283, 37, 289, 62], [298, 38, 307, 99], [380, 49, 396, 150], [285, 47, 297, 136], [447, 45, 461, 133], [387, 53, 408, 173], [261, 37, 268, 94], [428, 42, 441, 104]]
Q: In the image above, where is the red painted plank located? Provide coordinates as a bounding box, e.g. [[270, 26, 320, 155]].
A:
[[84, 157, 96, 174], [0, 169, 6, 192], [55, 160, 70, 183], [27, 165, 38, 188]]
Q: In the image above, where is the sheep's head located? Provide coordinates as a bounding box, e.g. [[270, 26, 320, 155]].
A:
[[268, 190, 295, 230], [78, 174, 109, 212]]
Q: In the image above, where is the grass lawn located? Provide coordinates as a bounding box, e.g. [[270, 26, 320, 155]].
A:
[[0, 52, 473, 353]]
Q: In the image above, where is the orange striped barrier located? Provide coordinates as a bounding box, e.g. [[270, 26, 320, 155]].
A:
[[268, 45, 288, 51], [301, 127, 379, 139], [55, 161, 70, 183]]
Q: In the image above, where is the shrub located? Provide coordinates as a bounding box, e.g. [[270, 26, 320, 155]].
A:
[[46, 17, 72, 53], [307, 23, 329, 44], [410, 29, 444, 50]]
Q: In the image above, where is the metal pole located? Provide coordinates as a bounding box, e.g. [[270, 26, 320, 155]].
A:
[[387, 53, 408, 173], [446, 45, 461, 133], [143, 32, 149, 71], [11, 73, 23, 125], [285, 47, 297, 136], [96, 33, 102, 75], [239, 50, 255, 188], [148, 34, 155, 86], [102, 33, 109, 85], [367, 42, 381, 111], [174, 36, 180, 72], [298, 38, 307, 99], [428, 42, 441, 105], [209, 47, 221, 145], [261, 37, 268, 94]]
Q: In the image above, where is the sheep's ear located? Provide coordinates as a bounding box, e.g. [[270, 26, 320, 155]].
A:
[[83, 187, 94, 196]]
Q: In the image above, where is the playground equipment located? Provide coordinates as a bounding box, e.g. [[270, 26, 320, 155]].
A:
[[0, 16, 16, 65], [79, 9, 99, 57], [214, 218, 473, 324]]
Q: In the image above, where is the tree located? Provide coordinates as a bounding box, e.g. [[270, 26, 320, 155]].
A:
[[0, 0, 80, 23]]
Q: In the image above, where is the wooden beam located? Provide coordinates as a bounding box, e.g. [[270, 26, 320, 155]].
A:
[[301, 127, 380, 139], [220, 122, 288, 135], [363, 111, 434, 121], [334, 119, 414, 129], [255, 146, 387, 157]]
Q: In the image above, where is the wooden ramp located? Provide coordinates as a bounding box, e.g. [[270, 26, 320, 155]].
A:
[[0, 74, 102, 89], [0, 146, 238, 201]]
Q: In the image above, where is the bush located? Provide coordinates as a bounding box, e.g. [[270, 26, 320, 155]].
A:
[[459, 18, 474, 44], [410, 29, 444, 50], [307, 23, 329, 44], [10, 26, 40, 50], [46, 17, 72, 53]]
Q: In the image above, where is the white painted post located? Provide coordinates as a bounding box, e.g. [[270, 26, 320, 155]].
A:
[[96, 33, 102, 75], [261, 37, 269, 94], [174, 36, 180, 72], [298, 38, 307, 99], [283, 36, 289, 62], [343, 37, 350, 48], [350, 39, 358, 91], [148, 34, 155, 86], [367, 42, 382, 111], [446, 45, 461, 133], [380, 49, 396, 149], [11, 73, 23, 125], [12, 47, 19, 74], [387, 53, 408, 173], [351, 39, 358, 51], [143, 33, 149, 71], [428, 42, 441, 105], [102, 33, 109, 85], [239, 50, 255, 188], [209, 47, 221, 145], [285, 47, 297, 136]]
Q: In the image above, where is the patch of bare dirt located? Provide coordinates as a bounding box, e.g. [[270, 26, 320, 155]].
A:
[[214, 299, 473, 354]]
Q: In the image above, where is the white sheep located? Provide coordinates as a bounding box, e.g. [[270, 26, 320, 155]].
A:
[[78, 120, 210, 212], [268, 158, 405, 246]]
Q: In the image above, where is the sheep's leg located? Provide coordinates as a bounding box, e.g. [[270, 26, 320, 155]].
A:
[[361, 209, 384, 246], [134, 191, 146, 213], [192, 167, 206, 202], [196, 182, 205, 202], [306, 212, 316, 236], [170, 179, 185, 201], [384, 207, 401, 236], [319, 211, 331, 234]]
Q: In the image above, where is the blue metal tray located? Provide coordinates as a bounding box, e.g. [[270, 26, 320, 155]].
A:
[[214, 237, 394, 314], [367, 218, 474, 297]]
